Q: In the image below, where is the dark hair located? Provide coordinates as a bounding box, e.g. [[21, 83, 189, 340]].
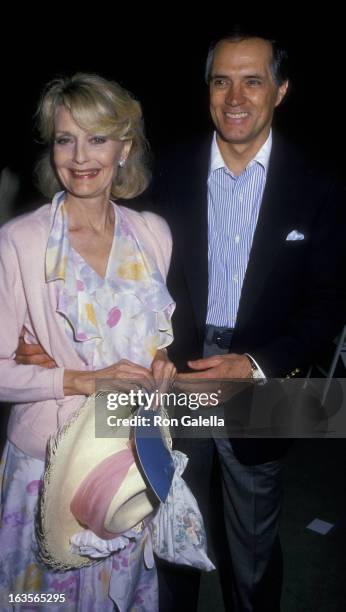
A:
[[205, 26, 289, 86]]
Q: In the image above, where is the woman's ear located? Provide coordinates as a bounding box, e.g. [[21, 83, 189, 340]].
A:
[[120, 140, 132, 164]]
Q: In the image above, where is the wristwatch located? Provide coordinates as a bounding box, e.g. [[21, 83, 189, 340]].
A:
[[245, 354, 263, 380]]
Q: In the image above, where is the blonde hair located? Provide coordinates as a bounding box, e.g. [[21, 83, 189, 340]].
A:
[[35, 73, 150, 199]]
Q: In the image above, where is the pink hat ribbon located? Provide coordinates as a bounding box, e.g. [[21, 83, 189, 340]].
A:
[[70, 444, 135, 540]]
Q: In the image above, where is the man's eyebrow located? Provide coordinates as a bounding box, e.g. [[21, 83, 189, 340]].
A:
[[210, 72, 266, 80], [243, 73, 265, 79], [210, 73, 229, 80]]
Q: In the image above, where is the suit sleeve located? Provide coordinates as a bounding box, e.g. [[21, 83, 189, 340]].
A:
[[0, 227, 65, 403]]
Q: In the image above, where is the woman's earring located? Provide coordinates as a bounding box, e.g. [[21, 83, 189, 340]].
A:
[[118, 159, 126, 168]]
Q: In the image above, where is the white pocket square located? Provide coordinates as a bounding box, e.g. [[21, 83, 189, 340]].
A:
[[286, 230, 305, 241]]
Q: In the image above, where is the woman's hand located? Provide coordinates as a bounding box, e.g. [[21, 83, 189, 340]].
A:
[[151, 349, 176, 395], [64, 360, 156, 397]]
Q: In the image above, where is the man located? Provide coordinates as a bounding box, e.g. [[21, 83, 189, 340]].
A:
[[16, 29, 346, 612], [149, 29, 346, 611]]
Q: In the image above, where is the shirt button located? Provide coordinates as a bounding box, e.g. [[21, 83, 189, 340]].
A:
[[234, 235, 240, 243], [233, 274, 238, 283], [239, 194, 244, 202]]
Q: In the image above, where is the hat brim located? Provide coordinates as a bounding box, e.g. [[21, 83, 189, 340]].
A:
[[135, 406, 175, 502], [37, 394, 157, 570]]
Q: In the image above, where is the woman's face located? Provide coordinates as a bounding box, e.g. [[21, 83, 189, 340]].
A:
[[53, 106, 131, 201]]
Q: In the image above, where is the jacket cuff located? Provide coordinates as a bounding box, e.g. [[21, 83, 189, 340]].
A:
[[53, 367, 65, 400]]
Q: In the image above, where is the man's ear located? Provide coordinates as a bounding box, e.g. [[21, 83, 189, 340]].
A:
[[275, 80, 289, 107]]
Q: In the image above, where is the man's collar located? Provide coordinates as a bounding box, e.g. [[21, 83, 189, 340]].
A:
[[209, 130, 272, 176]]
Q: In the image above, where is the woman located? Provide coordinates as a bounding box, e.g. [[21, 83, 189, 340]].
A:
[[0, 73, 176, 611]]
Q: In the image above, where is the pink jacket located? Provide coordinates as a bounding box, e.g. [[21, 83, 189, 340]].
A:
[[0, 201, 172, 460]]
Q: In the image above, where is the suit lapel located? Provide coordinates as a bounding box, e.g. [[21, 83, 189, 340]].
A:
[[235, 136, 304, 332], [177, 139, 210, 335]]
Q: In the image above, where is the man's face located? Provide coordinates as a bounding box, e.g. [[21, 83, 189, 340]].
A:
[[209, 38, 288, 148]]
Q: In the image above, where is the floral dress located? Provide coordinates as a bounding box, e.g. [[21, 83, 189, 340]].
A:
[[0, 192, 175, 612]]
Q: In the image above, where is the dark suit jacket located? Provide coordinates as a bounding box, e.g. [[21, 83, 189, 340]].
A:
[[142, 133, 346, 463]]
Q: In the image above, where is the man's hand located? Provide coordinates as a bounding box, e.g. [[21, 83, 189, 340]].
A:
[[172, 353, 252, 405], [16, 335, 57, 369], [179, 353, 252, 380]]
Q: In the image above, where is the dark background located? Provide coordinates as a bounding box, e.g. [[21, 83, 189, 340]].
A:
[[1, 13, 344, 210]]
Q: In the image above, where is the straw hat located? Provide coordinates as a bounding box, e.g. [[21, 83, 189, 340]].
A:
[[37, 393, 172, 570]]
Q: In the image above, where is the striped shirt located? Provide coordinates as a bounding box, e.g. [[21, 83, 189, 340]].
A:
[[206, 131, 272, 327]]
